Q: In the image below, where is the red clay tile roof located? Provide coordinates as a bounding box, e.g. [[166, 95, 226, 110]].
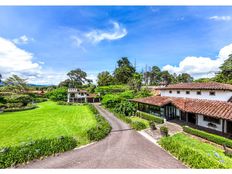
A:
[[156, 82, 232, 91], [131, 96, 232, 121]]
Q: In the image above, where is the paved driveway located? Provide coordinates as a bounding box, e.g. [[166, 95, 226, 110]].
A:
[[19, 104, 186, 168]]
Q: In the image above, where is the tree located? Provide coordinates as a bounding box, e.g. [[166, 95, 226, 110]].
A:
[[4, 75, 28, 93], [113, 57, 135, 84], [177, 73, 193, 83], [97, 71, 115, 86], [149, 66, 162, 85], [214, 55, 232, 84], [160, 71, 173, 85], [128, 73, 142, 92], [58, 79, 72, 87], [67, 68, 93, 87]]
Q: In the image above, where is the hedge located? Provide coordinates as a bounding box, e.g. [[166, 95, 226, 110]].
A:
[[3, 105, 38, 112], [183, 126, 232, 148], [0, 136, 77, 169], [137, 111, 164, 124], [87, 104, 112, 141], [159, 135, 227, 169], [131, 121, 147, 130]]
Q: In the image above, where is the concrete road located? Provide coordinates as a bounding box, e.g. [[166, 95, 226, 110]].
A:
[[19, 103, 186, 169]]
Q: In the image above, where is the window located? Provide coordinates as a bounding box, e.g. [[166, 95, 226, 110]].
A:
[[169, 90, 172, 94], [186, 91, 190, 94], [197, 91, 201, 95], [209, 91, 215, 96], [177, 91, 180, 94], [203, 116, 220, 124]]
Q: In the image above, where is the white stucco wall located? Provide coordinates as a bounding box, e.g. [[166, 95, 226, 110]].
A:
[[197, 115, 223, 132], [160, 89, 232, 101]]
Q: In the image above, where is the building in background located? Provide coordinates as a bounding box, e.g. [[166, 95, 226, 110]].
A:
[[67, 88, 100, 103]]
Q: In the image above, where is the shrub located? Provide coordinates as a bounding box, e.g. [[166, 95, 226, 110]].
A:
[[160, 126, 169, 137], [101, 94, 122, 108], [137, 111, 164, 124], [3, 104, 38, 112], [87, 105, 111, 141], [112, 111, 132, 124], [119, 90, 135, 99], [33, 98, 48, 103], [114, 100, 136, 116], [183, 126, 232, 148], [158, 135, 227, 168], [46, 87, 67, 101], [131, 121, 147, 130], [57, 101, 74, 105], [4, 94, 33, 106], [149, 121, 156, 130], [0, 136, 77, 168], [95, 85, 129, 95], [134, 88, 152, 98]]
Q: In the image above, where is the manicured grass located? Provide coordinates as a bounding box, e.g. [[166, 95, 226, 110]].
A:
[[159, 133, 232, 168], [0, 101, 97, 147], [130, 116, 149, 128]]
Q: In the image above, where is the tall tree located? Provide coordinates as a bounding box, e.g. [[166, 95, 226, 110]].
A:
[[128, 73, 143, 92], [97, 71, 115, 86], [113, 57, 136, 84], [4, 75, 28, 93], [160, 71, 174, 85], [177, 73, 194, 83], [67, 68, 92, 87], [214, 55, 232, 84], [149, 66, 161, 85]]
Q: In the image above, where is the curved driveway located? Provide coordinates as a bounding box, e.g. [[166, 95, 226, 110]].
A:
[[20, 103, 185, 168]]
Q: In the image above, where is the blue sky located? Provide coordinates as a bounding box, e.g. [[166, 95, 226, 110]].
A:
[[0, 6, 232, 85]]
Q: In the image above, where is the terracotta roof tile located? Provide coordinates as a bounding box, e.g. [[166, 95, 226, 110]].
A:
[[131, 96, 232, 121], [156, 82, 232, 91]]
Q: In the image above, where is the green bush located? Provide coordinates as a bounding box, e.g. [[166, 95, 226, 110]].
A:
[[101, 94, 122, 108], [119, 90, 135, 99], [3, 104, 38, 112], [4, 94, 33, 106], [87, 105, 111, 141], [158, 135, 227, 168], [137, 111, 164, 124], [57, 101, 74, 105], [34, 98, 48, 103], [112, 111, 132, 124], [114, 100, 136, 116], [95, 85, 129, 95], [149, 121, 156, 130], [46, 87, 67, 101], [131, 121, 147, 130], [0, 136, 77, 168], [183, 126, 232, 148], [160, 126, 169, 137]]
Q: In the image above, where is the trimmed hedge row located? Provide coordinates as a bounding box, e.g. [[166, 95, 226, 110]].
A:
[[87, 104, 112, 141], [159, 135, 227, 169], [0, 136, 77, 169], [183, 126, 232, 148], [137, 111, 164, 124], [131, 121, 147, 130], [3, 105, 38, 112]]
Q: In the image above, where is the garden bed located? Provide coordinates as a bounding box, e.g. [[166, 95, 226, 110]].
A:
[[158, 133, 232, 168]]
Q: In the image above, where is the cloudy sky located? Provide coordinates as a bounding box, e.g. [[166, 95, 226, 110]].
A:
[[1, 6, 232, 85]]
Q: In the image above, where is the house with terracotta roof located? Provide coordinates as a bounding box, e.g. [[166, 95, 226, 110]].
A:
[[131, 82, 232, 135], [67, 88, 100, 103]]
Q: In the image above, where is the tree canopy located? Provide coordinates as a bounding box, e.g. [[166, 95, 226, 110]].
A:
[[113, 57, 135, 84], [97, 71, 115, 86]]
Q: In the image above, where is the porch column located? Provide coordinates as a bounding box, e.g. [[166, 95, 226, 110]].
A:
[[67, 93, 70, 102], [224, 120, 227, 133]]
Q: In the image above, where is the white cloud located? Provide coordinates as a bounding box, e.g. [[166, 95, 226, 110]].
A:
[[209, 16, 231, 21], [162, 43, 232, 79], [0, 36, 68, 85], [85, 21, 127, 43], [13, 35, 34, 45]]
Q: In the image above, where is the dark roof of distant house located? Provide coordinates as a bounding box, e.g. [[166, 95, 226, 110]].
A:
[[156, 82, 232, 91], [131, 96, 232, 121]]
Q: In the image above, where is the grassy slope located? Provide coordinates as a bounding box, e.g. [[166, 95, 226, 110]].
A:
[[164, 133, 232, 168], [0, 101, 97, 147], [130, 116, 149, 128]]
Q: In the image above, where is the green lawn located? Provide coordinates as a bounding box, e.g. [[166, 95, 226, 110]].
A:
[[0, 101, 97, 147], [130, 116, 149, 128], [159, 133, 232, 168]]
